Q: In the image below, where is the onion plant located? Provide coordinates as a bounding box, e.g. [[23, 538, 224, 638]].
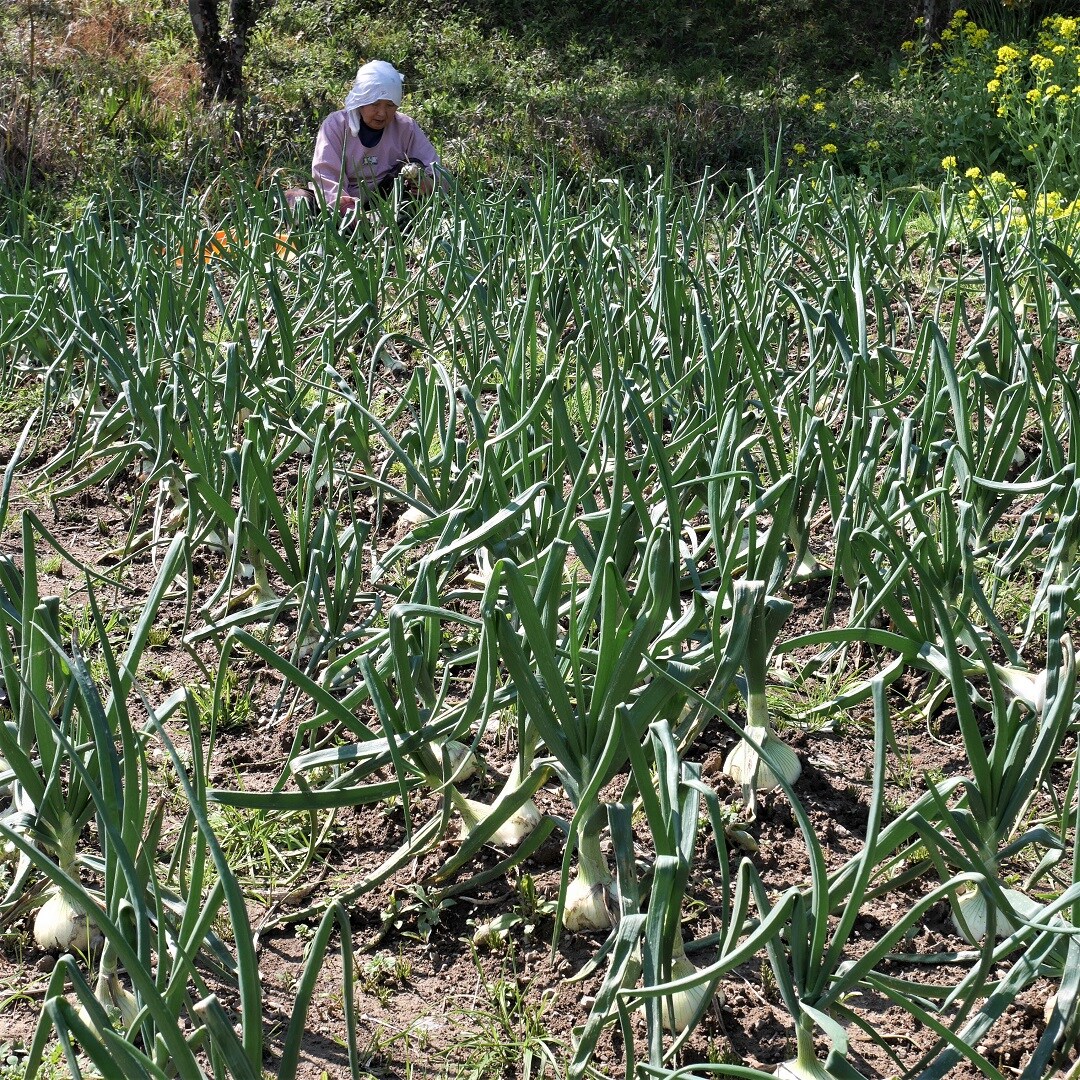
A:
[[629, 721, 728, 1045], [480, 506, 694, 934], [910, 587, 1076, 945], [722, 581, 802, 810]]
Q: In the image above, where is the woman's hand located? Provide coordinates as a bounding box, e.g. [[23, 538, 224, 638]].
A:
[[337, 194, 358, 214]]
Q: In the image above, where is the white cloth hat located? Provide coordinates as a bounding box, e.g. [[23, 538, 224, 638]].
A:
[[344, 60, 405, 111]]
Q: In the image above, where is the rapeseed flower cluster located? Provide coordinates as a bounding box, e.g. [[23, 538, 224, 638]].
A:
[[956, 168, 1080, 239], [782, 5, 1080, 187], [905, 7, 1080, 197], [784, 79, 904, 176], [786, 85, 862, 171]]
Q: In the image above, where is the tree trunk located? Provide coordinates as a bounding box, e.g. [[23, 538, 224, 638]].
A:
[[922, 0, 959, 38], [188, 0, 271, 104]]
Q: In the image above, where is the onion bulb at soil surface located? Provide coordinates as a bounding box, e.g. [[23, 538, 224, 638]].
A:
[[399, 503, 430, 527], [992, 663, 1048, 715], [790, 547, 823, 583], [656, 937, 722, 1033], [434, 739, 480, 782], [563, 833, 614, 932], [75, 971, 139, 1036], [34, 887, 99, 954], [454, 792, 541, 847], [775, 1054, 833, 1080], [774, 1026, 836, 1080], [723, 728, 801, 792], [563, 872, 612, 932], [951, 884, 1046, 944]]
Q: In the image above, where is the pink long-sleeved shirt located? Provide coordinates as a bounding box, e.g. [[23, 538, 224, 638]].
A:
[[311, 109, 440, 207]]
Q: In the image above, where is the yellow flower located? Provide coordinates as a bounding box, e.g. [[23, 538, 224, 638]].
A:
[[798, 93, 811, 106], [815, 87, 826, 98], [1046, 84, 1062, 96], [822, 143, 838, 154], [941, 28, 955, 40], [813, 101, 826, 112], [794, 143, 807, 154], [828, 121, 838, 130], [965, 166, 982, 179], [941, 155, 958, 170], [866, 139, 881, 151], [1030, 53, 1054, 73], [1014, 187, 1028, 200], [987, 79, 1001, 93], [990, 171, 1007, 184], [901, 40, 915, 52], [931, 42, 942, 51], [1027, 87, 1043, 104], [997, 45, 1022, 64]]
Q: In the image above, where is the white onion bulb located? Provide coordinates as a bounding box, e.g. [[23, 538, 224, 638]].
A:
[[776, 1054, 833, 1080], [993, 664, 1048, 715], [34, 888, 98, 954], [658, 940, 722, 1033], [400, 504, 430, 527], [951, 885, 1045, 945], [435, 739, 480, 782], [563, 869, 613, 932], [76, 971, 139, 1036], [456, 795, 541, 847], [724, 732, 801, 791]]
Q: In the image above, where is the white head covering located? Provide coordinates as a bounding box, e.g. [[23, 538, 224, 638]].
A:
[[344, 60, 405, 112]]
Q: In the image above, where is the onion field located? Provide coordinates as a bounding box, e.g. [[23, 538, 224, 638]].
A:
[[1, 165, 1079, 1079]]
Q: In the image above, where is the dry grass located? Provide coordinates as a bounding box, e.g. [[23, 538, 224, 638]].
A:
[[0, 0, 201, 190]]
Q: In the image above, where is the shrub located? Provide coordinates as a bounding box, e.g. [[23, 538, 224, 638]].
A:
[[900, 7, 1080, 196]]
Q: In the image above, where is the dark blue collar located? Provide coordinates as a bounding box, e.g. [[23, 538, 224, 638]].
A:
[[357, 115, 384, 148]]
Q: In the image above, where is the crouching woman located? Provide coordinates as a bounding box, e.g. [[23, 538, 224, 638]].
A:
[[287, 60, 444, 215]]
